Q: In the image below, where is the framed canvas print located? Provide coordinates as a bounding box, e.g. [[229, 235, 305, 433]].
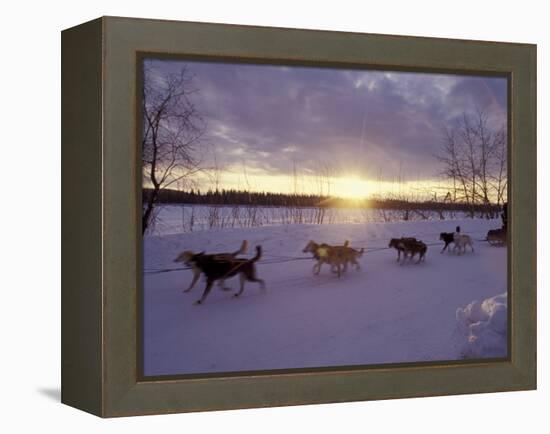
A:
[[61, 16, 536, 417]]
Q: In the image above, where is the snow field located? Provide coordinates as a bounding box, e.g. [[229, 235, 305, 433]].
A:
[[143, 218, 507, 376]]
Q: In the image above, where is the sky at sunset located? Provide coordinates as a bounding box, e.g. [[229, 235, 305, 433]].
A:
[[144, 58, 507, 199]]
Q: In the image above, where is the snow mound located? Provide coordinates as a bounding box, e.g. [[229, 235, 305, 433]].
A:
[[456, 293, 508, 359]]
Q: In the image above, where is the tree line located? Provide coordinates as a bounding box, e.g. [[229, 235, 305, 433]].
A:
[[143, 187, 503, 214], [144, 188, 327, 207]]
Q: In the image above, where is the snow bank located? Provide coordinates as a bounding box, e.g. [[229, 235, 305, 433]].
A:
[[456, 293, 508, 359]]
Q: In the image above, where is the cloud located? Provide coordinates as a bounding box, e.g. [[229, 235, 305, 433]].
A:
[[144, 59, 507, 183]]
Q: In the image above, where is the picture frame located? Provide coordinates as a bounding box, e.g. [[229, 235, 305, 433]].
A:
[[61, 16, 536, 417]]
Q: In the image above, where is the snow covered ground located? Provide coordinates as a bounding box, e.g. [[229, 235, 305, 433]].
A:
[[143, 217, 507, 376]]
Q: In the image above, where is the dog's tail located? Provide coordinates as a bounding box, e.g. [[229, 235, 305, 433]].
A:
[[250, 245, 262, 262], [231, 240, 248, 256]]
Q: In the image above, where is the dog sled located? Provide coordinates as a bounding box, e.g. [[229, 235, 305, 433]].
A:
[[486, 227, 507, 246]]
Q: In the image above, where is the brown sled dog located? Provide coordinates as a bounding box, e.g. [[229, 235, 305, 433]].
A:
[[302, 240, 364, 277], [185, 246, 265, 305], [389, 237, 427, 264]]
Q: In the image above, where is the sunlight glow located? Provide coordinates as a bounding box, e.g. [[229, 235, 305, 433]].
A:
[[332, 176, 370, 199], [171, 167, 445, 202]]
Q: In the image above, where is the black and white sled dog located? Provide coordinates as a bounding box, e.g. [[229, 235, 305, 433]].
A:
[[177, 244, 265, 305], [174, 240, 248, 293]]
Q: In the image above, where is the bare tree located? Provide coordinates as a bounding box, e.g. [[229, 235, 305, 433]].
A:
[[489, 127, 507, 206], [438, 110, 507, 217], [313, 161, 333, 224], [142, 62, 206, 233]]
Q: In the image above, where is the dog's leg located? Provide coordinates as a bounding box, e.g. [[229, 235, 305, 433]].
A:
[[195, 280, 214, 305], [313, 262, 321, 275], [248, 275, 266, 290], [183, 270, 200, 293], [234, 274, 247, 298], [317, 262, 324, 275]]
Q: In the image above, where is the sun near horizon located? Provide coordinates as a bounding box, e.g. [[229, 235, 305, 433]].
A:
[[157, 168, 447, 202], [331, 175, 372, 199]]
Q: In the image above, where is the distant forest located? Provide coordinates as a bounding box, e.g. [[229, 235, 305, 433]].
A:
[[143, 188, 503, 215]]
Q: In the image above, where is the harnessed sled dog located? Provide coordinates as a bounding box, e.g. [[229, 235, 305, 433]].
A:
[[177, 244, 265, 305], [302, 240, 364, 277], [174, 240, 248, 293]]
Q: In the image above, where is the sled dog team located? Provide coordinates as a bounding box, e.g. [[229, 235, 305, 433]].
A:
[[174, 226, 474, 304]]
